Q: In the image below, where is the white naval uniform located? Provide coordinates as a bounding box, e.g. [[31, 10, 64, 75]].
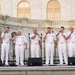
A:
[[58, 33, 68, 65], [45, 33, 56, 65], [1, 32, 11, 65], [15, 35, 27, 65], [30, 33, 40, 57], [68, 32, 75, 57]]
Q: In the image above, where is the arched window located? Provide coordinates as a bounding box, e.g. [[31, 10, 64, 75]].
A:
[[17, 1, 31, 18], [47, 0, 60, 20]]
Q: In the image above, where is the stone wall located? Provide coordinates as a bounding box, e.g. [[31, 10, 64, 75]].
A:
[[0, 0, 75, 20]]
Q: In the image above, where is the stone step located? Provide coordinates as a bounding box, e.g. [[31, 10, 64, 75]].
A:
[[0, 66, 75, 75]]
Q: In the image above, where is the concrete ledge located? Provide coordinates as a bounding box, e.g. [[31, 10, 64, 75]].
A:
[[27, 70, 75, 75], [0, 66, 75, 71], [0, 70, 26, 75], [0, 66, 75, 75]]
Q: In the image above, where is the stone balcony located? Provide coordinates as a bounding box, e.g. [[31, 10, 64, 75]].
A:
[[0, 15, 75, 29]]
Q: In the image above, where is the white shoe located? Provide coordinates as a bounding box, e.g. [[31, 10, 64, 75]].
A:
[[15, 63, 19, 66], [65, 63, 68, 65], [45, 63, 49, 66], [59, 63, 63, 65], [5, 63, 9, 66], [51, 63, 54, 65], [21, 64, 24, 66], [21, 63, 24, 66]]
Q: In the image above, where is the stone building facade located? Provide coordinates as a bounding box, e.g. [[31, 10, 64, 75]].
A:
[[0, 0, 75, 20], [0, 0, 75, 62]]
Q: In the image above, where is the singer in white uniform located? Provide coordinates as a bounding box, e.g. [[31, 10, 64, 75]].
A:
[[56, 26, 68, 65], [44, 27, 56, 65], [67, 27, 75, 57], [1, 27, 11, 65], [30, 28, 42, 57], [12, 31, 27, 65]]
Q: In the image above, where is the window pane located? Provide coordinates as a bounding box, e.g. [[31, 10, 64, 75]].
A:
[[47, 0, 60, 20], [18, 1, 31, 18]]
